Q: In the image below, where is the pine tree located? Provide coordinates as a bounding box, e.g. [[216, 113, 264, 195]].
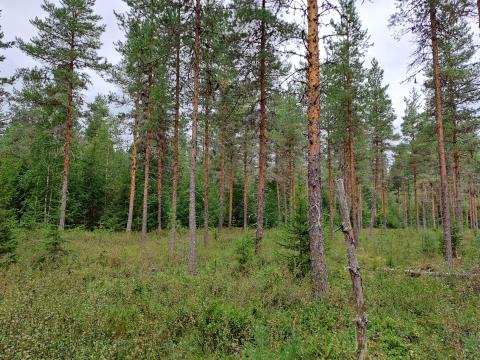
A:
[[18, 0, 107, 230]]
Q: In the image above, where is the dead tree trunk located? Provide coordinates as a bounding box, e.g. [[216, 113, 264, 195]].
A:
[[188, 0, 201, 274], [255, 0, 267, 250], [429, 3, 453, 264], [336, 179, 368, 360], [306, 0, 328, 298]]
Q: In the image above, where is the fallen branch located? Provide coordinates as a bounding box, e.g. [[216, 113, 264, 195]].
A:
[[381, 267, 479, 278]]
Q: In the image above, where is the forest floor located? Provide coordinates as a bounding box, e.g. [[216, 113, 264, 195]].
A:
[[0, 227, 479, 359]]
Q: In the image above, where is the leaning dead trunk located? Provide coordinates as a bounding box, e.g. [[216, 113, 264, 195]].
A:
[[336, 179, 368, 360], [255, 0, 267, 250], [188, 0, 201, 273], [429, 3, 453, 264], [306, 0, 328, 298], [58, 72, 74, 231]]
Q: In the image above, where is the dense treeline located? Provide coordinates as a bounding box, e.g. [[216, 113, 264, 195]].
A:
[[0, 0, 479, 275]]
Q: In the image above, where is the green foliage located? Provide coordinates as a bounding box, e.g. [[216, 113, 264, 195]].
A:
[[0, 209, 16, 265], [32, 225, 68, 267], [421, 229, 439, 255], [233, 232, 255, 273], [278, 196, 310, 278]]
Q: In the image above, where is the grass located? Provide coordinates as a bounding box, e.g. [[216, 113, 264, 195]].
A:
[[0, 227, 479, 359]]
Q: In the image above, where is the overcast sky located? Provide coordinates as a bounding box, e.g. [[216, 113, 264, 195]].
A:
[[2, 0, 419, 132]]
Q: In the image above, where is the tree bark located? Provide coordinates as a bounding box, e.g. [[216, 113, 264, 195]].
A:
[[422, 184, 427, 229], [452, 125, 462, 230], [188, 0, 201, 274], [127, 96, 140, 232], [336, 179, 368, 360], [58, 70, 74, 231], [170, 15, 181, 255], [255, 0, 267, 250], [203, 73, 211, 245], [431, 183, 437, 229], [141, 128, 152, 240], [243, 133, 248, 231], [157, 138, 163, 231], [346, 73, 358, 242], [218, 103, 226, 232], [141, 72, 154, 240], [381, 153, 387, 229], [327, 135, 335, 239], [307, 0, 328, 298], [368, 144, 379, 235], [412, 160, 419, 230], [228, 153, 234, 229], [358, 178, 363, 230], [429, 3, 453, 264]]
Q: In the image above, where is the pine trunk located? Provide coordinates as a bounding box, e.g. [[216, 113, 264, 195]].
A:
[[307, 0, 328, 298], [218, 106, 226, 232], [157, 140, 163, 231], [255, 0, 267, 250], [203, 75, 211, 245], [228, 154, 234, 229], [127, 96, 140, 232], [188, 0, 201, 273], [413, 160, 419, 230], [141, 129, 152, 240], [58, 73, 74, 231], [429, 4, 453, 264], [431, 183, 437, 229], [381, 153, 387, 229], [452, 126, 462, 230], [243, 135, 248, 231], [368, 145, 379, 235], [358, 179, 363, 230], [422, 184, 427, 228], [170, 18, 181, 254], [328, 136, 335, 239]]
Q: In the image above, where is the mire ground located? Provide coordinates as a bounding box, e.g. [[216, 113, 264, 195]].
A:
[[0, 227, 479, 359]]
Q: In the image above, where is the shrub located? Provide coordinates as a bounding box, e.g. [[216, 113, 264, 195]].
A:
[[32, 225, 68, 267], [234, 233, 255, 273], [451, 222, 462, 257], [0, 208, 17, 266], [421, 230, 438, 255]]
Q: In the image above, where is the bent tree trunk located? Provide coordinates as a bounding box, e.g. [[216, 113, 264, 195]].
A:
[[306, 0, 328, 298], [336, 179, 368, 360], [429, 4, 453, 264]]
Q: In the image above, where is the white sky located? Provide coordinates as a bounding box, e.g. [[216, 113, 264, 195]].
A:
[[2, 0, 419, 132]]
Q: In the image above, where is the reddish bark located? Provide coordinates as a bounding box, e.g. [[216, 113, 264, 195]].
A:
[[429, 3, 453, 264], [368, 145, 379, 235], [203, 73, 211, 245], [157, 138, 163, 231], [306, 0, 328, 298], [218, 103, 226, 232]]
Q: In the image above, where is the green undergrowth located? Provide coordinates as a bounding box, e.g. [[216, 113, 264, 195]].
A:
[[0, 227, 479, 359]]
